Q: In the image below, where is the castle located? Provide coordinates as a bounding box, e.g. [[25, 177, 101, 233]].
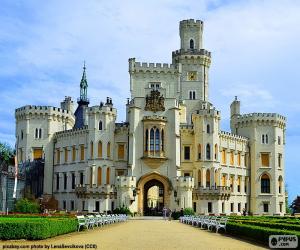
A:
[[15, 19, 286, 215]]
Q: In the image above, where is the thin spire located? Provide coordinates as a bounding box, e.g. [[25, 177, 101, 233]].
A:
[[79, 61, 88, 102]]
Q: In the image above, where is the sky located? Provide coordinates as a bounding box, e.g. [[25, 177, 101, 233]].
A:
[[0, 0, 299, 203]]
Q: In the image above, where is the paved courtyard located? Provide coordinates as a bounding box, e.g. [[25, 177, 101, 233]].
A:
[[2, 219, 266, 250]]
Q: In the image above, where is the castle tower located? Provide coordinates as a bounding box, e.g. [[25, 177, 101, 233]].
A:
[[230, 96, 240, 134], [179, 19, 203, 50], [60, 96, 74, 113], [74, 63, 90, 129]]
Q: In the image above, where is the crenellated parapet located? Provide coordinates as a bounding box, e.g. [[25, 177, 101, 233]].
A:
[[129, 58, 180, 75], [54, 125, 88, 139], [234, 113, 286, 128], [88, 105, 117, 116], [219, 130, 249, 143], [115, 176, 136, 189]]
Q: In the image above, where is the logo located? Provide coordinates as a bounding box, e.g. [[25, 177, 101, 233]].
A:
[[269, 235, 298, 248]]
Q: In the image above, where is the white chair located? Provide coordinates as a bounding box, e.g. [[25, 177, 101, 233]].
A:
[[216, 217, 228, 233], [87, 215, 96, 229], [77, 215, 88, 231]]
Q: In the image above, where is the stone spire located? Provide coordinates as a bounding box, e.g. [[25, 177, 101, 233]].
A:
[[79, 62, 88, 102]]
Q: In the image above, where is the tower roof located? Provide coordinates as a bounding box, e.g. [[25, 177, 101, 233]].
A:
[[80, 61, 88, 88]]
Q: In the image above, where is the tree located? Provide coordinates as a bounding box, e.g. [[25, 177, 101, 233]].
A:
[[290, 196, 300, 215], [0, 142, 15, 165], [15, 198, 40, 213]]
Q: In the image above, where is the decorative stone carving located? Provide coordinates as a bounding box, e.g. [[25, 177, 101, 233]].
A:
[[145, 90, 165, 112]]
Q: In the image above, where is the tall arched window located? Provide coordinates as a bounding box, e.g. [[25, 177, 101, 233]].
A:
[[206, 144, 211, 160], [206, 169, 210, 187], [155, 129, 160, 151], [190, 39, 194, 49], [161, 129, 164, 151], [39, 128, 42, 139], [198, 170, 201, 186], [99, 121, 103, 130], [98, 141, 102, 158], [261, 174, 270, 193], [262, 134, 265, 144], [198, 144, 202, 160], [107, 142, 111, 158], [90, 141, 94, 159], [265, 134, 268, 144], [278, 176, 283, 194], [35, 128, 38, 139], [106, 167, 110, 184], [145, 130, 149, 151], [150, 128, 154, 151], [97, 167, 102, 186], [214, 144, 218, 160], [207, 124, 210, 133]]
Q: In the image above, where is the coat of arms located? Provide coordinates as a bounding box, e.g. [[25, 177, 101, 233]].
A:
[[145, 90, 165, 112]]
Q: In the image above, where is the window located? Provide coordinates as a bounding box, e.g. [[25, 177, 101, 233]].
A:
[[56, 149, 60, 164], [70, 200, 74, 210], [262, 134, 269, 144], [193, 202, 196, 213], [118, 144, 125, 159], [80, 145, 85, 161], [278, 153, 282, 168], [266, 134, 268, 144], [238, 203, 241, 212], [106, 167, 110, 184], [189, 91, 196, 100], [80, 172, 84, 185], [214, 144, 218, 160], [82, 201, 85, 211], [71, 173, 75, 189], [279, 202, 283, 213], [64, 147, 68, 163], [263, 203, 269, 213], [221, 175, 226, 186], [149, 82, 160, 90], [230, 151, 234, 165], [33, 148, 43, 160], [90, 167, 93, 185], [150, 129, 154, 151], [99, 121, 103, 130], [244, 179, 247, 193], [56, 174, 59, 190], [206, 169, 210, 187], [261, 174, 270, 193], [145, 130, 149, 151], [90, 141, 94, 159], [161, 129, 164, 151], [155, 130, 160, 151], [190, 39, 194, 49], [198, 144, 202, 160], [230, 176, 234, 192], [35, 128, 38, 139], [107, 142, 111, 158], [72, 146, 76, 162], [237, 152, 241, 166], [278, 136, 281, 145], [95, 201, 100, 212], [98, 141, 103, 158], [206, 144, 211, 160], [184, 146, 190, 160], [208, 202, 212, 213], [222, 150, 226, 164], [198, 170, 201, 186], [237, 177, 241, 192], [63, 201, 66, 210], [39, 128, 42, 139], [21, 130, 23, 140], [156, 83, 160, 89], [262, 134, 265, 144], [97, 167, 102, 186], [278, 176, 283, 194], [222, 202, 225, 213], [230, 203, 234, 212], [261, 153, 269, 167], [206, 124, 210, 133], [64, 173, 67, 190]]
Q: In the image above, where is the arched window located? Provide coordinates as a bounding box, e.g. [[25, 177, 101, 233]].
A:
[[206, 169, 210, 187], [99, 121, 103, 130], [107, 142, 111, 158], [207, 124, 210, 133], [98, 141, 102, 158], [97, 167, 102, 186], [150, 128, 154, 151], [39, 128, 42, 139], [155, 129, 160, 151], [214, 144, 218, 160], [90, 141, 94, 159], [145, 130, 149, 151], [35, 128, 38, 139], [106, 167, 110, 184], [190, 39, 194, 49], [198, 144, 202, 160], [265, 134, 268, 144], [198, 170, 201, 186], [262, 134, 265, 144], [261, 174, 270, 193], [206, 144, 211, 160], [161, 129, 164, 151], [278, 176, 283, 194]]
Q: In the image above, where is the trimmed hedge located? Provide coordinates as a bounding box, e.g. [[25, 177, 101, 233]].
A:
[[0, 217, 77, 240], [227, 222, 300, 245]]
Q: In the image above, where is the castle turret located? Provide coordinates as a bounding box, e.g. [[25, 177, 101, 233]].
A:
[[60, 96, 74, 113], [179, 19, 203, 50], [230, 96, 240, 134]]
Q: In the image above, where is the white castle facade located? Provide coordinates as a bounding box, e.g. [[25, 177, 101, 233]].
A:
[[15, 19, 286, 215]]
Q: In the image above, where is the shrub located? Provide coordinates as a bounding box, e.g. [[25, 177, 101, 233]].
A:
[[15, 199, 40, 213], [171, 211, 181, 220], [113, 206, 132, 216], [183, 208, 195, 216], [0, 217, 77, 240]]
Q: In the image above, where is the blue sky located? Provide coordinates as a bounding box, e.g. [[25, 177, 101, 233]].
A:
[[0, 0, 299, 203]]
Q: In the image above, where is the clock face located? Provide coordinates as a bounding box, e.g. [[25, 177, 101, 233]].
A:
[[188, 71, 197, 81]]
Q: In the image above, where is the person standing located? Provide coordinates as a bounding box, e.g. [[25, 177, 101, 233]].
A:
[[163, 207, 167, 220]]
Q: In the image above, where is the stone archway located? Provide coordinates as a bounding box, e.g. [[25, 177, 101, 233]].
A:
[[137, 172, 172, 216]]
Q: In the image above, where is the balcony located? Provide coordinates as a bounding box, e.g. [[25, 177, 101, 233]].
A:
[[75, 184, 116, 198], [193, 186, 231, 200]]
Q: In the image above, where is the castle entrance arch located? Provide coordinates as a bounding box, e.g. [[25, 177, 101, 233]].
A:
[[137, 172, 172, 216]]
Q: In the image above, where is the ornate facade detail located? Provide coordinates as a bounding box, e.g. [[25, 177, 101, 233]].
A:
[[145, 90, 165, 112]]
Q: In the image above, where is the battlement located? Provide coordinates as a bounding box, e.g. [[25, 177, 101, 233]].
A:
[[176, 176, 194, 189], [179, 19, 203, 28], [172, 48, 211, 58], [129, 58, 179, 74], [115, 176, 136, 188], [88, 105, 117, 115], [219, 130, 249, 142], [54, 125, 88, 139], [234, 113, 286, 127]]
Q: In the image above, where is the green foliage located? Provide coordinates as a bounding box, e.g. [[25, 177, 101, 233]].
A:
[[227, 221, 300, 246], [15, 199, 40, 213], [290, 196, 300, 214], [113, 206, 132, 216], [183, 208, 195, 216], [0, 142, 14, 165], [171, 211, 181, 220], [0, 217, 77, 240]]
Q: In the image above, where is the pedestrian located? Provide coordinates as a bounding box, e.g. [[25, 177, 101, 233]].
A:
[[168, 208, 172, 221], [163, 207, 167, 220]]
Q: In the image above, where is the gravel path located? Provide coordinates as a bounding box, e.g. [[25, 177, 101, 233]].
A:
[[1, 220, 267, 250]]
